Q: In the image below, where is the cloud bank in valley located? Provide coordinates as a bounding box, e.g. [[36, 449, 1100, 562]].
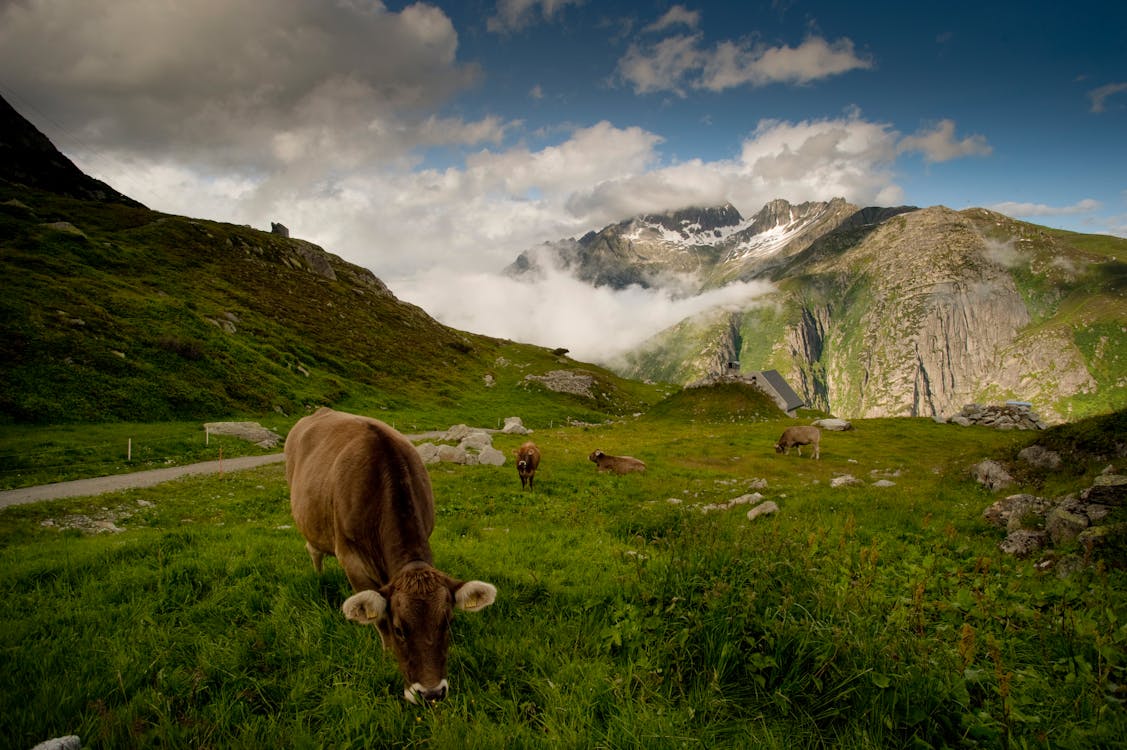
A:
[[396, 264, 775, 364]]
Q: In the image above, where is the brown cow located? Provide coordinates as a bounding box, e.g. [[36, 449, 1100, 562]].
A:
[[514, 441, 541, 490], [589, 449, 646, 474], [285, 407, 496, 704], [775, 425, 821, 459]]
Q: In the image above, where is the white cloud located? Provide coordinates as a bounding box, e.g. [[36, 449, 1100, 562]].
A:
[[618, 32, 873, 95], [488, 0, 583, 33], [988, 198, 1102, 217], [702, 36, 873, 90], [618, 33, 704, 96], [396, 263, 775, 364], [731, 115, 902, 207], [464, 121, 663, 200], [981, 238, 1021, 268], [897, 119, 991, 163], [1088, 82, 1127, 113], [0, 0, 482, 169], [643, 5, 701, 34]]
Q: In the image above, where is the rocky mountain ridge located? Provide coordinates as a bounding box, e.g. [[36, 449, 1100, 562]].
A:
[[509, 198, 1127, 423]]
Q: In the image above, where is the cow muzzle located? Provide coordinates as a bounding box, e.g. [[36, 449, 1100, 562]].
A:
[[405, 678, 449, 704]]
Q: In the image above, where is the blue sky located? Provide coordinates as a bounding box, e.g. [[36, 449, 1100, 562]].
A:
[[1, 1, 1124, 360]]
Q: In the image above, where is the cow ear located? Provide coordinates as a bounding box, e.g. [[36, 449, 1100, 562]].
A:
[[342, 590, 388, 625], [453, 580, 497, 612]]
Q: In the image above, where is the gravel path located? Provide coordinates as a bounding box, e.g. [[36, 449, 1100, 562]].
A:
[[0, 453, 286, 510], [0, 429, 489, 511]]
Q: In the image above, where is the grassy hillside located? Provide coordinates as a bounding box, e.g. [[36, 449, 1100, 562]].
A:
[[1, 411, 1123, 748], [0, 184, 663, 430], [643, 380, 790, 423]]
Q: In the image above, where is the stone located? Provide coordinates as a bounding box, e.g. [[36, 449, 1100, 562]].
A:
[[437, 444, 467, 464], [476, 446, 506, 466], [812, 418, 853, 431], [830, 474, 862, 487], [746, 501, 780, 521], [1082, 475, 1127, 506], [1046, 506, 1090, 545], [998, 529, 1047, 558], [459, 432, 493, 451], [1018, 445, 1062, 469], [31, 737, 81, 750], [203, 421, 283, 448], [971, 460, 1013, 490], [444, 424, 473, 441], [415, 443, 440, 464], [982, 493, 1050, 530], [502, 416, 530, 434]]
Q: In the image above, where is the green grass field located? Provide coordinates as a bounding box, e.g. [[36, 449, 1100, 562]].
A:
[[1, 415, 1124, 749]]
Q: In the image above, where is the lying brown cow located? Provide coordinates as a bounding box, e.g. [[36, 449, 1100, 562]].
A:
[[775, 425, 821, 459], [286, 407, 496, 704], [515, 441, 541, 490], [589, 449, 646, 474]]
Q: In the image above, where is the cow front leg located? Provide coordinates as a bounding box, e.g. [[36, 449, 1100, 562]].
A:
[[336, 548, 381, 594], [306, 541, 326, 574]]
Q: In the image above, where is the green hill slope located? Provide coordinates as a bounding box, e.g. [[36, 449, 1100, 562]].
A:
[[0, 186, 661, 427]]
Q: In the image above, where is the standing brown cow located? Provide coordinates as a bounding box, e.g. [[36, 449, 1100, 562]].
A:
[[775, 425, 821, 459], [286, 407, 496, 704], [514, 441, 541, 490]]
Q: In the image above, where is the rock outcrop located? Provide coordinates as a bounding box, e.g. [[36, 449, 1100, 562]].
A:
[[939, 403, 1048, 430], [985, 473, 1126, 567]]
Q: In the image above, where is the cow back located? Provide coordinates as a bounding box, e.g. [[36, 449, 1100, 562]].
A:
[[286, 407, 435, 589]]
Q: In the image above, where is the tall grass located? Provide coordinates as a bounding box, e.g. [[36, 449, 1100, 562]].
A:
[[1, 417, 1123, 748]]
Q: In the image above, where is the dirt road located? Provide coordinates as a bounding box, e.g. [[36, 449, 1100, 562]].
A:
[[0, 453, 286, 510]]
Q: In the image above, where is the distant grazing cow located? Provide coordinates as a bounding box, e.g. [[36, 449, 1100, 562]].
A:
[[775, 425, 821, 459], [285, 407, 496, 704], [515, 441, 541, 490], [589, 449, 646, 474]]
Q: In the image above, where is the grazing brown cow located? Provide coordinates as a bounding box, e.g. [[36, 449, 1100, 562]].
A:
[[514, 441, 541, 490], [775, 425, 821, 459], [285, 407, 496, 704], [589, 449, 646, 474]]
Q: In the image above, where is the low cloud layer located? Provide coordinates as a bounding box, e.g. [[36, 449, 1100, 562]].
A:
[[396, 264, 775, 364]]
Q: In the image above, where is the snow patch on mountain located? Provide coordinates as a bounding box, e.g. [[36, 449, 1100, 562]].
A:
[[723, 219, 810, 263]]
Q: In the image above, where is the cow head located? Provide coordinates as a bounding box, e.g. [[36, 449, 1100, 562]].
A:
[[342, 567, 496, 704], [589, 449, 604, 463], [774, 442, 785, 454]]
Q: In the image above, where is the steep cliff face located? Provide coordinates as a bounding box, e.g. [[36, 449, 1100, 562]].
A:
[[792, 207, 1102, 421], [782, 304, 832, 412]]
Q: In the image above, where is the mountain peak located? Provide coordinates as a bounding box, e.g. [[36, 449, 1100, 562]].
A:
[[634, 203, 744, 236]]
